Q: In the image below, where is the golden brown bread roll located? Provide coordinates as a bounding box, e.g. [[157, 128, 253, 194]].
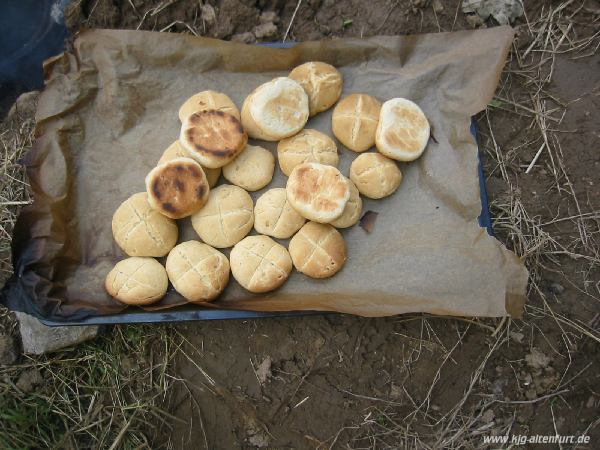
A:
[[277, 129, 339, 176], [105, 257, 168, 305], [178, 90, 240, 122], [286, 162, 350, 223], [158, 140, 221, 188], [288, 61, 343, 116], [145, 157, 210, 219], [191, 184, 254, 248], [112, 192, 178, 257], [331, 93, 381, 152], [240, 77, 309, 141], [180, 110, 248, 169], [375, 98, 430, 161], [349, 153, 402, 199], [288, 222, 347, 279], [330, 178, 362, 228], [165, 241, 230, 303], [254, 188, 306, 239], [222, 145, 275, 191], [230, 235, 292, 293]]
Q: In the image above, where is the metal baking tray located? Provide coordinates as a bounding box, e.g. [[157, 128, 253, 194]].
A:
[[12, 42, 494, 326]]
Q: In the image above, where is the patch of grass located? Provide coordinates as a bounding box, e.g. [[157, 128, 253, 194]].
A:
[[0, 324, 178, 449]]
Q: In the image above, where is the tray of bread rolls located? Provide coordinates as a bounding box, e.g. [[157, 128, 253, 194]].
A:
[[0, 28, 527, 325]]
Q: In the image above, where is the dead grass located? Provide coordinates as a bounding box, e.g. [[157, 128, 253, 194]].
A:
[[0, 325, 178, 449], [1, 1, 599, 448], [324, 2, 600, 448], [0, 103, 34, 287]]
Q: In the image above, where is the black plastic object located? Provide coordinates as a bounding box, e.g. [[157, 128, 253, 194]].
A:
[[0, 0, 68, 114]]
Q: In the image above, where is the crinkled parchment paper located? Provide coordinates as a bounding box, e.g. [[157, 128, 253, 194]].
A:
[[0, 27, 528, 321]]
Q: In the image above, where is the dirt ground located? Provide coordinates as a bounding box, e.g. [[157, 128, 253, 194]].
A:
[[1, 0, 599, 449]]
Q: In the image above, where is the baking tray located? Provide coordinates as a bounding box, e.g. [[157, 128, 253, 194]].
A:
[[10, 42, 494, 326]]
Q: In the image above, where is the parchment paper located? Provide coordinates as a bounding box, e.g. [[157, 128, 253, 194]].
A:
[[0, 27, 528, 321]]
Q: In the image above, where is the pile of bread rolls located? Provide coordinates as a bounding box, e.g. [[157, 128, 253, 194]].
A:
[[105, 61, 430, 306]]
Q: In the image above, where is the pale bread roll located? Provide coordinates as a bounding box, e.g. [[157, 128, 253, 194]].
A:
[[222, 145, 275, 191], [330, 178, 362, 228], [178, 90, 240, 122], [349, 153, 402, 199], [180, 110, 248, 169], [254, 188, 306, 239], [105, 257, 168, 305], [289, 61, 343, 116], [230, 235, 292, 293], [286, 162, 350, 223], [376, 98, 430, 161], [240, 77, 309, 141], [331, 93, 381, 152], [289, 222, 346, 279], [277, 129, 339, 176], [165, 241, 230, 303], [112, 192, 178, 257], [158, 140, 221, 188], [145, 157, 209, 219], [191, 184, 254, 248]]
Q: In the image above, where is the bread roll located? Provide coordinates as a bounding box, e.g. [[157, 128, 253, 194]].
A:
[[240, 77, 309, 141], [158, 140, 221, 188], [145, 157, 210, 219], [105, 257, 168, 305], [349, 153, 402, 199], [180, 110, 248, 169], [331, 93, 381, 152], [286, 162, 350, 223], [254, 188, 306, 239], [166, 241, 230, 303], [230, 235, 292, 293], [178, 90, 240, 122], [330, 178, 362, 228], [112, 192, 178, 257], [222, 145, 275, 191], [376, 98, 430, 161], [277, 129, 339, 176], [289, 62, 342, 116], [191, 184, 254, 248], [289, 222, 346, 279]]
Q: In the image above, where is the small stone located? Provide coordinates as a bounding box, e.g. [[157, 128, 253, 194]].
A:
[[465, 14, 484, 28], [15, 312, 100, 355], [0, 334, 18, 365], [586, 396, 596, 408], [253, 22, 278, 40], [433, 0, 444, 13], [200, 4, 216, 26], [256, 356, 272, 384], [259, 11, 279, 24], [549, 282, 565, 295], [16, 368, 43, 393], [430, 404, 441, 411], [231, 32, 256, 44], [390, 383, 403, 399], [510, 331, 525, 344], [525, 348, 551, 370], [525, 388, 538, 400], [482, 409, 495, 423], [7, 91, 39, 121]]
